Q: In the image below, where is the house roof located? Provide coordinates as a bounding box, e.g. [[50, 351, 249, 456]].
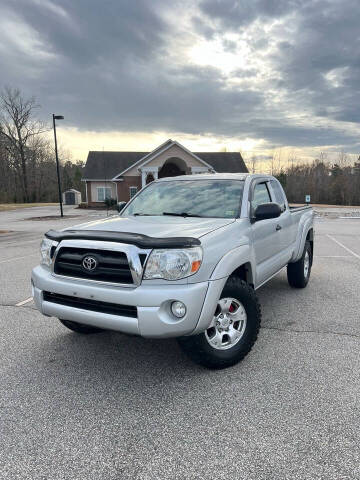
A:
[[115, 139, 215, 178], [83, 152, 148, 180], [193, 152, 247, 173], [82, 150, 247, 180]]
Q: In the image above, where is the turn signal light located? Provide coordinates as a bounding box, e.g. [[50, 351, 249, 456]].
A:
[[191, 260, 201, 273]]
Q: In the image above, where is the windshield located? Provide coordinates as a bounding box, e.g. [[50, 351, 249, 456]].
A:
[[123, 179, 244, 218]]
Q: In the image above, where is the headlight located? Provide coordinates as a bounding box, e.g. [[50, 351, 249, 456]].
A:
[[40, 238, 55, 266], [143, 247, 203, 281]]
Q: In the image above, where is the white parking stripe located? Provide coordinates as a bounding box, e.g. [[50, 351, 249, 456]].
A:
[[0, 253, 37, 264], [316, 255, 351, 258], [16, 297, 33, 306], [2, 239, 40, 246], [326, 234, 360, 259]]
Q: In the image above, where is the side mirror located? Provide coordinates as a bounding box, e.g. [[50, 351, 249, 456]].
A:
[[117, 201, 127, 213], [253, 203, 281, 222]]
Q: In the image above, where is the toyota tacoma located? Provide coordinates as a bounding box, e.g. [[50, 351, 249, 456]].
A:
[[32, 173, 314, 368]]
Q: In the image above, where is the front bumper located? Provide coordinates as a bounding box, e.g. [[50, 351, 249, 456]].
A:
[[31, 266, 226, 338]]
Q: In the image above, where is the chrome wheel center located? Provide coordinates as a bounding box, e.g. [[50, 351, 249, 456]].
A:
[[220, 315, 231, 329], [205, 297, 247, 351]]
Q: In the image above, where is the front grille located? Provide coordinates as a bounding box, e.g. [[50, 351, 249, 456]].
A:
[[43, 291, 137, 318], [54, 247, 133, 284]]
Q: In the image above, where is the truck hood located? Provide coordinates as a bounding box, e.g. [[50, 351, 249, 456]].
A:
[[73, 215, 235, 239]]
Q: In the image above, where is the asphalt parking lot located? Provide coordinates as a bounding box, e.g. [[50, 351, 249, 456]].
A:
[[1, 206, 360, 479]]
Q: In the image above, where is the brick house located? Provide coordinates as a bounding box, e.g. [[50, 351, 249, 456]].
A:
[[82, 139, 248, 205]]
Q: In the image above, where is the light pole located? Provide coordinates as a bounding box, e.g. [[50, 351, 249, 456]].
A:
[[52, 114, 64, 217]]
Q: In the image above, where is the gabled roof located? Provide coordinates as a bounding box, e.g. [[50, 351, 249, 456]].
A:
[[82, 144, 247, 180], [193, 152, 246, 173], [113, 139, 215, 178], [82, 152, 147, 180]]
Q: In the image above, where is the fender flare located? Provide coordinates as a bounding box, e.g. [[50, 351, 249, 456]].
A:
[[291, 220, 314, 262], [210, 244, 255, 284], [191, 245, 255, 335]]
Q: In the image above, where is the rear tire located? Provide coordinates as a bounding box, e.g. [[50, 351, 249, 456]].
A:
[[177, 277, 261, 369], [59, 319, 104, 334], [287, 241, 312, 288]]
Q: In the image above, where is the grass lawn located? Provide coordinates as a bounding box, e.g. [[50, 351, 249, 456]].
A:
[[0, 203, 58, 211]]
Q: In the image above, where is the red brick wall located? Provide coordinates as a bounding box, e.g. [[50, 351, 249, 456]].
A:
[[85, 177, 142, 206], [117, 176, 142, 202]]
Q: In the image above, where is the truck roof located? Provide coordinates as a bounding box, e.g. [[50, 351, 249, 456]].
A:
[[156, 173, 274, 182], [157, 173, 251, 182]]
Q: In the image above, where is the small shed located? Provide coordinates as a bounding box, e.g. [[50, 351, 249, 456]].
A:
[[63, 189, 82, 205]]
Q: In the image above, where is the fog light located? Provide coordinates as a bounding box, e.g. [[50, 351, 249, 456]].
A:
[[171, 301, 186, 318]]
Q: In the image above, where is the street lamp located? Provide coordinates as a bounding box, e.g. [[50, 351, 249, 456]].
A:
[[52, 114, 64, 217]]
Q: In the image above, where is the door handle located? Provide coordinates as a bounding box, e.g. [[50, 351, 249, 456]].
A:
[[276, 224, 282, 231]]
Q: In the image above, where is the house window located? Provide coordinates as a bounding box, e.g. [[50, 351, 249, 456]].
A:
[[129, 186, 138, 198], [97, 187, 112, 202]]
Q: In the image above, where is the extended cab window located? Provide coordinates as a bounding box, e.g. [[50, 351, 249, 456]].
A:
[[123, 179, 245, 218], [251, 182, 271, 211], [270, 180, 286, 211]]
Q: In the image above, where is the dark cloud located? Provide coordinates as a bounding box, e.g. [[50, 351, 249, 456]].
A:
[[0, 0, 359, 151], [14, 0, 168, 64], [42, 62, 264, 135], [198, 0, 360, 147], [198, 0, 302, 29], [191, 15, 216, 39], [267, 1, 360, 126]]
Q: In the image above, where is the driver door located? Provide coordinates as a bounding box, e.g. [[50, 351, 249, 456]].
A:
[[250, 180, 283, 286]]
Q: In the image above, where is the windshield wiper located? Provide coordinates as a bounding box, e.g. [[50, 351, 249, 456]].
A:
[[133, 213, 152, 216], [162, 212, 204, 218]]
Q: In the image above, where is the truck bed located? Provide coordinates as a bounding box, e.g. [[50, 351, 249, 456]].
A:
[[289, 205, 312, 213]]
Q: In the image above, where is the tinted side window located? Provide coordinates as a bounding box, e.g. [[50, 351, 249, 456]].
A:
[[270, 180, 286, 211], [252, 182, 271, 210]]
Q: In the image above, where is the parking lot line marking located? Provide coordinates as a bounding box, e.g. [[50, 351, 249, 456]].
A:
[[316, 255, 351, 258], [16, 297, 33, 306], [327, 234, 360, 259], [0, 253, 37, 264], [2, 239, 40, 246]]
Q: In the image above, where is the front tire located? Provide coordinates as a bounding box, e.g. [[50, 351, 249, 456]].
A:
[[287, 241, 312, 288], [177, 277, 261, 369], [59, 319, 104, 334]]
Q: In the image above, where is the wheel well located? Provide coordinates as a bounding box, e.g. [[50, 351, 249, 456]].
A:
[[229, 262, 254, 287]]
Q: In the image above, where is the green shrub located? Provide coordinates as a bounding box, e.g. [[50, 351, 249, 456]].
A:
[[104, 197, 117, 208]]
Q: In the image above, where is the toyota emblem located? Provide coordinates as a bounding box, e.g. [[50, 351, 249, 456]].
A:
[[82, 255, 98, 271]]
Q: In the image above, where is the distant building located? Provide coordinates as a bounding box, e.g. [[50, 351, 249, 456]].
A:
[[82, 139, 247, 205], [63, 189, 82, 205]]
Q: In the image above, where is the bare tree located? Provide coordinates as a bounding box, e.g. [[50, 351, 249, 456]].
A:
[[287, 151, 297, 170], [0, 87, 48, 202], [269, 150, 283, 175], [319, 151, 328, 165], [248, 154, 257, 173], [242, 151, 252, 173]]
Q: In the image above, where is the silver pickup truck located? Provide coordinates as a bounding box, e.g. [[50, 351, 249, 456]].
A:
[[32, 173, 314, 368]]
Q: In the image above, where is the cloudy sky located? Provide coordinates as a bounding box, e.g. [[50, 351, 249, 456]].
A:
[[1, 0, 359, 162]]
